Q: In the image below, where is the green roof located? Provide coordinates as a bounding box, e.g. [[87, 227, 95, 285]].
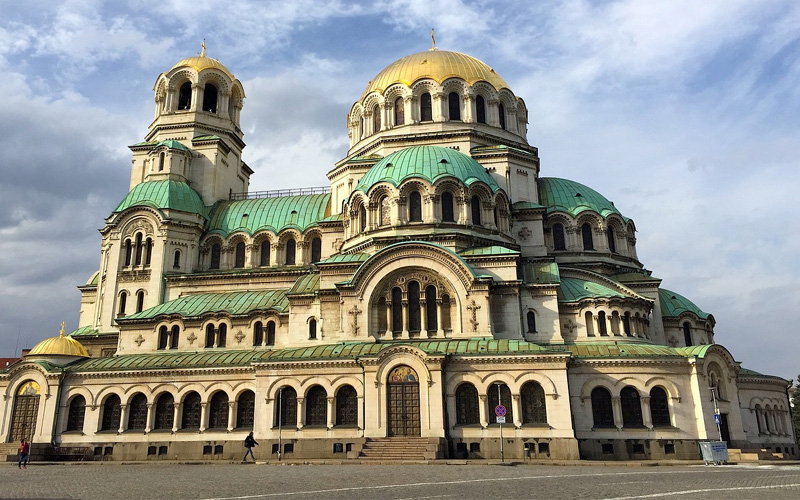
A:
[[512, 201, 545, 210], [153, 139, 191, 152], [287, 274, 320, 295], [613, 272, 661, 283], [658, 288, 710, 319], [319, 253, 371, 264], [459, 246, 519, 257], [206, 194, 330, 237], [121, 290, 289, 321], [522, 262, 560, 285], [114, 180, 207, 216], [67, 325, 100, 337], [538, 177, 628, 221], [355, 146, 500, 194], [550, 343, 705, 359], [558, 277, 627, 302]]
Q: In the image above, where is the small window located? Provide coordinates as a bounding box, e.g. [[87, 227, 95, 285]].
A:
[[178, 82, 192, 110], [260, 240, 271, 266], [607, 227, 616, 253], [134, 233, 143, 266], [285, 238, 296, 265], [234, 242, 246, 268], [441, 192, 455, 222], [469, 442, 481, 453], [124, 239, 132, 266], [311, 237, 322, 264], [621, 386, 644, 428], [210, 243, 221, 269], [476, 95, 486, 124], [205, 324, 215, 348], [409, 192, 422, 222], [582, 223, 594, 250], [394, 97, 404, 125], [526, 311, 536, 333], [359, 204, 367, 231], [683, 323, 692, 347], [632, 443, 645, 454], [553, 223, 566, 251], [158, 152, 165, 171], [448, 92, 461, 120], [664, 443, 675, 454], [136, 291, 145, 313], [202, 83, 218, 113], [170, 325, 179, 349], [160, 446, 169, 456], [66, 395, 86, 432], [538, 442, 550, 455], [309, 318, 317, 339], [598, 311, 608, 336], [158, 326, 168, 350], [118, 291, 127, 316], [253, 321, 263, 346], [602, 443, 614, 454], [144, 238, 153, 266], [217, 324, 227, 347], [266, 321, 276, 346], [372, 104, 380, 133], [498, 102, 506, 130], [173, 250, 181, 269], [420, 92, 432, 121], [471, 196, 481, 226]]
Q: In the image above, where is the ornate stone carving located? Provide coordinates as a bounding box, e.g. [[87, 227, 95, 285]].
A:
[[562, 319, 577, 333], [517, 227, 532, 241], [348, 304, 362, 335], [134, 334, 145, 346], [467, 300, 481, 332], [187, 332, 198, 345]]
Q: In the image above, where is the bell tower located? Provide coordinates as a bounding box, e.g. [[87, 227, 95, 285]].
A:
[[128, 43, 253, 205]]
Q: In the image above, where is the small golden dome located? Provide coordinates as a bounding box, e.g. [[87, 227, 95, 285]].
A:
[[28, 323, 89, 358], [363, 50, 510, 98], [170, 42, 234, 79]]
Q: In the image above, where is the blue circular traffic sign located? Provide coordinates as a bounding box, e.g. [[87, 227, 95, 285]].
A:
[[495, 405, 506, 417]]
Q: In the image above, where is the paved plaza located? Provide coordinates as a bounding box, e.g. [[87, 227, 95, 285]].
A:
[[3, 462, 800, 499]]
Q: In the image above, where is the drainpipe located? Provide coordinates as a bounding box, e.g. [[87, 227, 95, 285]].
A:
[[355, 357, 366, 439]]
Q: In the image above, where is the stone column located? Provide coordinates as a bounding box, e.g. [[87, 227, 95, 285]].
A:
[[199, 402, 208, 432], [296, 397, 305, 429], [641, 396, 653, 428], [420, 300, 428, 333], [145, 403, 154, 433], [463, 95, 474, 122], [327, 397, 335, 429], [410, 96, 420, 124], [191, 84, 201, 112], [165, 85, 174, 113], [512, 394, 522, 428], [433, 92, 445, 122], [118, 404, 128, 433], [385, 301, 392, 336], [270, 243, 279, 266], [227, 402, 236, 432], [478, 395, 488, 428], [172, 403, 180, 433], [436, 300, 444, 337], [612, 396, 623, 430], [402, 301, 409, 337]]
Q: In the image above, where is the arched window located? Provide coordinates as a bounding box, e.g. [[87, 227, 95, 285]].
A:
[[526, 311, 536, 333], [377, 296, 387, 333], [66, 395, 86, 432], [591, 387, 614, 428], [498, 102, 506, 130], [650, 387, 671, 427], [620, 386, 644, 427], [178, 82, 192, 110], [217, 324, 227, 347], [755, 405, 764, 434], [683, 323, 692, 347], [101, 395, 121, 431], [408, 281, 421, 332], [553, 223, 566, 250], [391, 287, 403, 333], [708, 365, 725, 400], [124, 239, 133, 266], [521, 382, 547, 424], [253, 321, 263, 346], [202, 83, 218, 113], [585, 311, 595, 336], [598, 311, 608, 336], [153, 393, 174, 430], [127, 393, 148, 430], [409, 192, 422, 222], [394, 97, 404, 125], [420, 92, 432, 121], [448, 92, 461, 120], [455, 383, 479, 425], [471, 196, 481, 225], [623, 312, 632, 336], [476, 95, 486, 123], [285, 238, 296, 265], [181, 392, 201, 429], [260, 240, 271, 266], [134, 233, 143, 265], [308, 318, 317, 339], [311, 237, 322, 264], [441, 294, 452, 331], [359, 203, 367, 232], [305, 386, 327, 426], [234, 242, 246, 268], [266, 321, 276, 345], [582, 223, 594, 250], [488, 383, 513, 424], [158, 326, 169, 350], [208, 392, 229, 429], [158, 152, 165, 171], [441, 192, 455, 222], [379, 196, 391, 226], [607, 227, 617, 253], [205, 324, 215, 348], [335, 385, 358, 426], [136, 290, 145, 313], [170, 325, 179, 349], [118, 291, 127, 316], [210, 243, 221, 269], [236, 390, 255, 429], [277, 387, 297, 427], [173, 249, 181, 269], [425, 285, 437, 332], [372, 104, 381, 132]]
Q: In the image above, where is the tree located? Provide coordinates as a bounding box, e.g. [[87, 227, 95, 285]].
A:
[[792, 376, 800, 444]]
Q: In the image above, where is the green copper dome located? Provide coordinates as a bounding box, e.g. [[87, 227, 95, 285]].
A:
[[538, 177, 628, 221], [114, 180, 207, 217], [658, 288, 711, 319], [355, 145, 500, 194]]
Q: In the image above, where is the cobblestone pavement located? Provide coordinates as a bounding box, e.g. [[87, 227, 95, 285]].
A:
[[3, 462, 800, 500]]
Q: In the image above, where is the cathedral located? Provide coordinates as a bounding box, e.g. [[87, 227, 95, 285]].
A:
[[1, 43, 796, 462]]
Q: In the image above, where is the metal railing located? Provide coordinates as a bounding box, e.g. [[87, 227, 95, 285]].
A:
[[230, 186, 331, 200]]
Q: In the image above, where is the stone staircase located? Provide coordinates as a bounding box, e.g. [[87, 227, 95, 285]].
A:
[[727, 448, 787, 461], [358, 437, 442, 461], [0, 443, 19, 462]]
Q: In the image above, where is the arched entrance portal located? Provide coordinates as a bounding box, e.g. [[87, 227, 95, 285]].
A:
[[9, 381, 40, 442], [387, 365, 421, 436]]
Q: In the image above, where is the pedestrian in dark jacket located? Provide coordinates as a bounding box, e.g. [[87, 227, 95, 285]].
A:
[[243, 432, 258, 462]]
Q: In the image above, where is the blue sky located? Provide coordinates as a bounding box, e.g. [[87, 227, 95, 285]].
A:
[[1, 0, 798, 380]]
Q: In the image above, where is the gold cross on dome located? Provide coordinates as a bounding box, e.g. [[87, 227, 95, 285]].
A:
[[201, 40, 206, 57], [430, 28, 438, 51], [60, 321, 66, 336]]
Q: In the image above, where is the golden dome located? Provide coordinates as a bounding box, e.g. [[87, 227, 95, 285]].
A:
[[170, 42, 234, 79], [28, 323, 89, 358], [363, 50, 510, 98]]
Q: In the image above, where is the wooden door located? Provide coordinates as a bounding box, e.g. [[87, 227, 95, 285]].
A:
[[387, 365, 421, 437]]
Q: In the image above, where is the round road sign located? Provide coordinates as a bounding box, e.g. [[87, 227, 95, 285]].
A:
[[495, 405, 506, 417]]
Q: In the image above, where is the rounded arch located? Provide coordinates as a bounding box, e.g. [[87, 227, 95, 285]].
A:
[[643, 376, 682, 400], [579, 377, 618, 399], [513, 372, 559, 398]]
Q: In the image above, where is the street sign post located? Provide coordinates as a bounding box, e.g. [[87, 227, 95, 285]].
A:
[[494, 383, 505, 463]]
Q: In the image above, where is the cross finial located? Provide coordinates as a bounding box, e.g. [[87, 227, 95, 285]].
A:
[[201, 40, 206, 57], [60, 321, 66, 337], [430, 28, 437, 51]]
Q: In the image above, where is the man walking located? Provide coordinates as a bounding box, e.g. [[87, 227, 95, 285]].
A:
[[243, 431, 258, 463], [18, 438, 30, 469]]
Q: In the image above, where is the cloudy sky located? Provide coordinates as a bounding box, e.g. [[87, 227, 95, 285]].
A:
[[1, 1, 798, 380]]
